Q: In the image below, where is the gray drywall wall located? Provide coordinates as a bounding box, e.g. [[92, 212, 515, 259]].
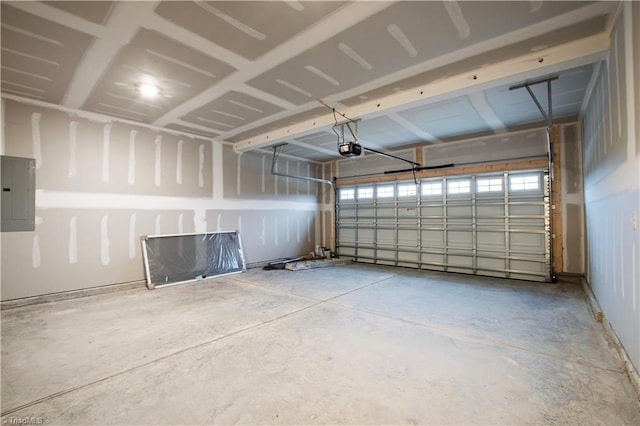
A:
[[3, 102, 213, 196], [0, 100, 321, 300], [206, 209, 316, 262], [560, 123, 585, 274], [222, 146, 321, 202], [582, 4, 640, 373]]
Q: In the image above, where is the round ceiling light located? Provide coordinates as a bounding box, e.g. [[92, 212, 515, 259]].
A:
[[136, 82, 161, 98]]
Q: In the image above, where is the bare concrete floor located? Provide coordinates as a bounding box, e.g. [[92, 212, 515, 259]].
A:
[[2, 263, 639, 425]]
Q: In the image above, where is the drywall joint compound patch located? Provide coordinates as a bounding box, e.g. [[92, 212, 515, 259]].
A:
[[128, 130, 137, 185], [101, 215, 110, 266], [102, 124, 111, 182], [154, 136, 162, 187], [198, 144, 205, 188], [31, 112, 42, 169], [68, 121, 78, 178], [176, 140, 184, 185]]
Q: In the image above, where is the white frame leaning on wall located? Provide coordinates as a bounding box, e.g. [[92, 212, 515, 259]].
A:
[[336, 169, 551, 282]]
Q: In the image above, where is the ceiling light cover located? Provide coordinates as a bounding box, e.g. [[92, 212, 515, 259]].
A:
[[137, 83, 161, 98]]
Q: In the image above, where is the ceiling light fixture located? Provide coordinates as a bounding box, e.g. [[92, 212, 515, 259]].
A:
[[136, 82, 161, 99]]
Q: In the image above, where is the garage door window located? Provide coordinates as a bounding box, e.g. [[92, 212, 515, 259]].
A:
[[377, 185, 394, 198], [358, 187, 374, 199], [477, 178, 503, 193], [447, 180, 471, 194], [398, 184, 417, 197], [340, 188, 355, 200], [422, 182, 442, 196], [510, 174, 540, 191]]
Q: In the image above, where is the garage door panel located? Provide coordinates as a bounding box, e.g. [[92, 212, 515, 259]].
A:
[[357, 207, 375, 219], [399, 229, 418, 245], [477, 257, 505, 270], [377, 229, 395, 244], [477, 231, 505, 249], [340, 228, 356, 242], [447, 206, 472, 218], [357, 229, 375, 244], [339, 246, 356, 256], [511, 233, 545, 253], [421, 205, 443, 216], [477, 204, 503, 216], [336, 170, 549, 281], [376, 206, 395, 217], [421, 230, 444, 245], [447, 231, 472, 247]]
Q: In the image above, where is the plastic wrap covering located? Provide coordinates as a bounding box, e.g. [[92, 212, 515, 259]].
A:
[[141, 231, 246, 289]]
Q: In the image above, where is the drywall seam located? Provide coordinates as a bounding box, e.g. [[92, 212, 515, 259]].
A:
[[237, 153, 242, 195], [199, 143, 205, 189], [286, 160, 290, 195], [260, 215, 266, 246], [624, 0, 637, 160], [128, 130, 136, 185], [261, 155, 266, 193], [102, 124, 111, 182], [154, 136, 162, 187], [212, 141, 223, 199], [31, 112, 42, 168], [68, 121, 78, 178], [274, 216, 279, 246], [286, 215, 290, 242], [101, 215, 110, 265], [178, 213, 184, 257], [194, 209, 206, 234], [582, 277, 640, 399], [176, 140, 184, 184]]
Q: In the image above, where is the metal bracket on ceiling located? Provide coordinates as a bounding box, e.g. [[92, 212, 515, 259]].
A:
[[270, 143, 334, 187], [509, 75, 558, 129]]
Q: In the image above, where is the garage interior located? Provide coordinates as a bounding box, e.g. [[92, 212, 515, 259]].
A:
[[1, 1, 639, 424]]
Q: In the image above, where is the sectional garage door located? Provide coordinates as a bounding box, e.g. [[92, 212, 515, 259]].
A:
[[336, 170, 551, 282]]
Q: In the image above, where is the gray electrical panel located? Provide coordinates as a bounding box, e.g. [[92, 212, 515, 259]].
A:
[[1, 155, 36, 232]]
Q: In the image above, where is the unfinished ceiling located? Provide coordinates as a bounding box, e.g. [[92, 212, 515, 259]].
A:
[[0, 1, 617, 162]]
